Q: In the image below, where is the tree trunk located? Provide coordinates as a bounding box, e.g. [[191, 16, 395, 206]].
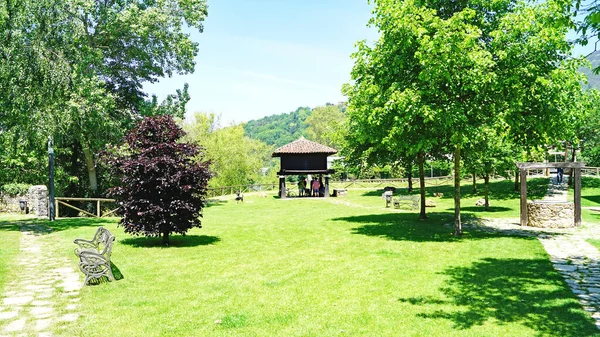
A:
[[514, 169, 519, 192], [454, 146, 462, 236], [418, 152, 427, 220], [472, 172, 477, 194], [407, 165, 413, 193], [162, 231, 170, 246], [82, 147, 98, 192], [484, 174, 490, 211]]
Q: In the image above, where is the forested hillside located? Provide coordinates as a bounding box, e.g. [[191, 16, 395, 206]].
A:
[[243, 107, 311, 148]]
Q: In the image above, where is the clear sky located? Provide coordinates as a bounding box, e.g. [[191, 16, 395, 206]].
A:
[[143, 0, 377, 125], [144, 1, 597, 125]]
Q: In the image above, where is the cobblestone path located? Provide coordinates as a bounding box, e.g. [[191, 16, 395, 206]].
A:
[[0, 224, 82, 337]]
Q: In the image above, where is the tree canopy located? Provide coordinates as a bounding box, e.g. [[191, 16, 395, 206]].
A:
[[344, 0, 590, 235], [104, 115, 211, 246]]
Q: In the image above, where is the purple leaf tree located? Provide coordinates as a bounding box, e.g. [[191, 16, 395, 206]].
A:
[[105, 115, 212, 245]]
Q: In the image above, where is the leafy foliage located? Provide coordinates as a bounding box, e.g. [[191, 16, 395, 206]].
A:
[[104, 116, 211, 245], [344, 0, 589, 234], [0, 0, 208, 195], [0, 183, 31, 196], [243, 107, 311, 147], [184, 112, 272, 188]]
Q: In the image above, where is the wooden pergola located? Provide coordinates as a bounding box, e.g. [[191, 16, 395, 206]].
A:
[[516, 162, 585, 227], [272, 137, 337, 199]]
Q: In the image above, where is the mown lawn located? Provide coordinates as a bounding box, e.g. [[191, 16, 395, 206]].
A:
[[1, 177, 599, 336]]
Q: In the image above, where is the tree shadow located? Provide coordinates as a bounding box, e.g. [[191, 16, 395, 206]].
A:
[[120, 235, 220, 248], [582, 177, 600, 188], [359, 178, 548, 201], [86, 262, 124, 285], [399, 258, 598, 336], [205, 199, 227, 208], [450, 206, 513, 213], [583, 195, 600, 206], [335, 212, 535, 242], [0, 217, 111, 233]]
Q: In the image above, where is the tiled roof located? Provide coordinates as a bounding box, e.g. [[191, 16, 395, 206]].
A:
[[272, 137, 338, 157]]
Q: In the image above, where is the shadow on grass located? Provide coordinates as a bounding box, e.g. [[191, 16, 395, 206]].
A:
[[120, 235, 220, 248], [583, 195, 600, 206], [582, 176, 600, 188], [335, 212, 536, 242], [448, 206, 513, 213], [399, 258, 598, 336], [86, 262, 124, 285], [0, 217, 112, 233], [360, 178, 550, 201], [206, 199, 228, 207]]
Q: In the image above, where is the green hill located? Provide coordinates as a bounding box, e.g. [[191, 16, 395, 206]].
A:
[[243, 106, 311, 148]]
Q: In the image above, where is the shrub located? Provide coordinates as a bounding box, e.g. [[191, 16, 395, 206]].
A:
[[104, 115, 212, 245], [1, 183, 30, 196]]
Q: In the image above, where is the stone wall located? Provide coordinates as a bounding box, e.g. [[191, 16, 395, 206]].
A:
[[0, 194, 25, 213], [28, 185, 48, 217], [527, 200, 575, 228]]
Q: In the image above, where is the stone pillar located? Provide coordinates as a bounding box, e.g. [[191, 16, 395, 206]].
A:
[[574, 167, 582, 226], [324, 175, 330, 198], [28, 185, 48, 217], [279, 176, 286, 199], [520, 168, 527, 226]]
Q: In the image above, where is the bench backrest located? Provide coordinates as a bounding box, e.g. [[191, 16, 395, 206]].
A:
[[96, 227, 116, 259]]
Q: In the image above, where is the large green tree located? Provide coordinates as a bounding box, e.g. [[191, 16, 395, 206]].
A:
[[345, 0, 587, 235], [185, 112, 272, 188], [0, 0, 207, 194]]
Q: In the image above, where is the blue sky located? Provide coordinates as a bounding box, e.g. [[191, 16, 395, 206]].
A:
[[144, 1, 597, 125], [144, 0, 377, 125]]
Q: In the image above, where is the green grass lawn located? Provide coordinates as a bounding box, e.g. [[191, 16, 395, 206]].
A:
[[1, 178, 599, 336], [0, 215, 22, 291]]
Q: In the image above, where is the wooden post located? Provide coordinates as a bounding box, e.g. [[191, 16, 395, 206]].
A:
[[324, 176, 330, 198], [97, 200, 101, 217], [574, 167, 582, 226], [520, 168, 528, 226], [55, 200, 59, 218], [279, 176, 286, 199]]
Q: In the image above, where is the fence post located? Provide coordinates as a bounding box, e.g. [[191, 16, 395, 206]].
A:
[[97, 200, 101, 217], [55, 200, 59, 218]]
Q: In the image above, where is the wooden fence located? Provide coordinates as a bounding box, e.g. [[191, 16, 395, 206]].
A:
[[55, 197, 118, 218]]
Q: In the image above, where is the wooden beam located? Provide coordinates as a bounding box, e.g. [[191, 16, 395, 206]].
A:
[[57, 200, 97, 218], [574, 168, 582, 226], [520, 169, 528, 226], [55, 197, 116, 202], [516, 162, 586, 169]]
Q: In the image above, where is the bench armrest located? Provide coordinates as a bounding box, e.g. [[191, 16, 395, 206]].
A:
[[74, 238, 97, 248]]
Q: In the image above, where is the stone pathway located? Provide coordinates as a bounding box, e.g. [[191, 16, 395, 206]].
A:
[[0, 224, 82, 337], [544, 174, 569, 202]]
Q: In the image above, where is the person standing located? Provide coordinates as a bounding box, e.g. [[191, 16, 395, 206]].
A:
[[557, 167, 564, 184], [312, 179, 320, 197]]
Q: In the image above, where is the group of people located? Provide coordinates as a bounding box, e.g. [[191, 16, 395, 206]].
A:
[[297, 177, 325, 197]]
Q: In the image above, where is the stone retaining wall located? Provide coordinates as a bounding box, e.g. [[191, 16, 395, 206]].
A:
[[527, 200, 575, 228], [0, 194, 25, 213]]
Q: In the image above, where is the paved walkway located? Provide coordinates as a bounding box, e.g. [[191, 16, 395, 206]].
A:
[[0, 224, 82, 337]]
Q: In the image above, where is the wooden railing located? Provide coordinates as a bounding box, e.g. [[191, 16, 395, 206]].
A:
[[55, 197, 118, 218]]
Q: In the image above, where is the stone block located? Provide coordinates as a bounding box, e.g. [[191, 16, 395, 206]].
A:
[[28, 185, 48, 217], [526, 200, 574, 228]]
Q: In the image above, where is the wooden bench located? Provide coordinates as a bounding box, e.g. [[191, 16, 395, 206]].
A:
[[74, 227, 116, 285], [384, 193, 419, 210]]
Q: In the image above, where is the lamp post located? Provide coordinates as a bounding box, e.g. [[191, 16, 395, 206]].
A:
[[48, 136, 55, 221]]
